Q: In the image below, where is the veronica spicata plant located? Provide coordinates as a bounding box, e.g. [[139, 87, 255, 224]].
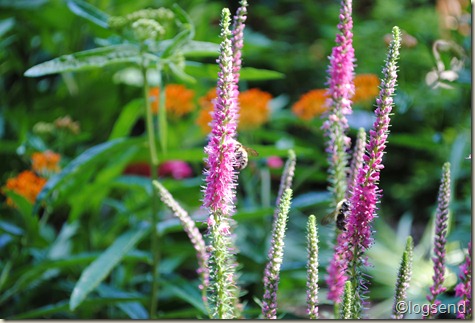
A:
[[202, 1, 249, 316], [326, 26, 402, 316], [322, 0, 355, 207], [323, 0, 355, 306], [153, 181, 209, 308], [424, 162, 451, 319], [262, 188, 293, 319], [306, 215, 319, 319], [392, 236, 414, 319]]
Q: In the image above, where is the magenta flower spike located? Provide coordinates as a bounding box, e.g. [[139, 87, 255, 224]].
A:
[[322, 0, 355, 204], [455, 241, 472, 319], [231, 0, 248, 85], [202, 8, 242, 319], [203, 10, 239, 222], [326, 27, 402, 308], [424, 162, 451, 319]]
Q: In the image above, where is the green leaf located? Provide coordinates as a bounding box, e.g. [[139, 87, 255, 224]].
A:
[[24, 45, 142, 77], [0, 252, 148, 306], [69, 223, 150, 310], [33, 138, 142, 215], [0, 18, 15, 38], [390, 133, 439, 151], [67, 0, 110, 29], [3, 191, 39, 238], [67, 146, 139, 222], [168, 62, 196, 84], [180, 41, 219, 57], [185, 63, 285, 80], [0, 139, 18, 153], [108, 99, 144, 140], [240, 67, 285, 80], [97, 284, 148, 319], [47, 221, 79, 260], [161, 278, 207, 314], [0, 220, 24, 236], [171, 4, 195, 39], [0, 0, 47, 8], [9, 297, 146, 319], [161, 26, 193, 58], [4, 190, 33, 218]]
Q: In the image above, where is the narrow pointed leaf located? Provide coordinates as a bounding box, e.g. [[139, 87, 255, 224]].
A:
[[185, 63, 284, 80], [0, 0, 47, 8], [67, 0, 109, 29], [108, 99, 144, 140], [180, 41, 219, 57], [168, 62, 196, 84], [97, 284, 148, 319], [32, 138, 142, 215], [161, 27, 193, 58], [171, 4, 195, 38], [69, 223, 150, 310], [24, 45, 142, 77]]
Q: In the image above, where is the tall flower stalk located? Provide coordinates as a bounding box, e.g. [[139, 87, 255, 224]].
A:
[[326, 27, 402, 313], [322, 0, 355, 206], [231, 0, 248, 101], [153, 181, 209, 312], [262, 188, 293, 319], [274, 150, 296, 221], [323, 0, 355, 309], [424, 162, 451, 319], [306, 214, 319, 319], [455, 241, 472, 319], [202, 8, 241, 319], [392, 236, 414, 319], [140, 57, 161, 319]]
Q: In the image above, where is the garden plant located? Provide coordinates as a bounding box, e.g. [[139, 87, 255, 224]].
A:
[[0, 0, 471, 319]]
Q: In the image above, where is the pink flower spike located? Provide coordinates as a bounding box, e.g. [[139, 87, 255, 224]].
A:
[[326, 27, 402, 310]]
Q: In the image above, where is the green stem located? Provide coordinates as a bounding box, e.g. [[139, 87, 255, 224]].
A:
[[141, 62, 160, 319], [157, 71, 167, 154]]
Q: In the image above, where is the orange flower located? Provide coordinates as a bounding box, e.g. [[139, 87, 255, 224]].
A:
[[196, 88, 272, 133], [149, 84, 195, 117], [353, 74, 379, 104], [3, 170, 47, 207], [238, 88, 272, 130], [32, 150, 61, 176], [292, 89, 329, 120], [196, 88, 217, 133]]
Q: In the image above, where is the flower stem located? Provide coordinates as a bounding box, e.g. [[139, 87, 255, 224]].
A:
[[141, 62, 161, 319], [156, 70, 167, 154]]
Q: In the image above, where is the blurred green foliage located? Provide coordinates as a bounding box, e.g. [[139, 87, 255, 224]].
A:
[[0, 0, 471, 319]]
